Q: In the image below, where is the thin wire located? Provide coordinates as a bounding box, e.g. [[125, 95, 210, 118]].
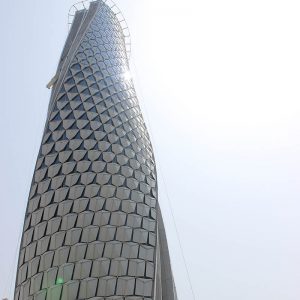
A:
[[8, 231, 23, 299], [2, 216, 23, 299], [6, 112, 44, 299], [0, 272, 4, 299], [130, 59, 197, 300], [158, 165, 197, 300]]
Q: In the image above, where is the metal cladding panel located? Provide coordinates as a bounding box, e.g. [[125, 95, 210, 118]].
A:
[[14, 1, 177, 299]]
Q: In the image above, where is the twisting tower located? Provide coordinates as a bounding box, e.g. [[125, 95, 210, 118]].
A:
[[14, 1, 177, 299]]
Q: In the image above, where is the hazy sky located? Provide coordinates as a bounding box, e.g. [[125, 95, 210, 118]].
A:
[[1, 0, 300, 299]]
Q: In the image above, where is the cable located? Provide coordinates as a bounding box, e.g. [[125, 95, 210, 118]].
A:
[[6, 105, 45, 299], [0, 272, 4, 299], [158, 165, 197, 300], [7, 230, 23, 299], [130, 58, 197, 300], [1, 230, 21, 300]]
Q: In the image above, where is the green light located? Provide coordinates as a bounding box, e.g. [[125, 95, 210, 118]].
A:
[[56, 277, 64, 285]]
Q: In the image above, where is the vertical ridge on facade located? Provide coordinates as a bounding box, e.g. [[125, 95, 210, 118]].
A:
[[14, 1, 177, 299]]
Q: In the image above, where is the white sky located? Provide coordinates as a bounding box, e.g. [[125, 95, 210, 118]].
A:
[[1, 0, 300, 299]]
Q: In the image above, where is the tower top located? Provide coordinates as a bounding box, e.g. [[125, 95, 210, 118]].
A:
[[68, 0, 131, 59]]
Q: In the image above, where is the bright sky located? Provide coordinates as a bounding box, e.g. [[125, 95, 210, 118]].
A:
[[1, 0, 300, 299]]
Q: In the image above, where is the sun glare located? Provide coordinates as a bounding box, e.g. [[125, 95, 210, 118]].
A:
[[123, 70, 132, 81]]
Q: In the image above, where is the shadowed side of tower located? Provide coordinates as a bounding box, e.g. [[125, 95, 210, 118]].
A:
[[14, 1, 177, 299]]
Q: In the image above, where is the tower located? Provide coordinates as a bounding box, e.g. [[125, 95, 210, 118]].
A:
[[14, 1, 177, 299]]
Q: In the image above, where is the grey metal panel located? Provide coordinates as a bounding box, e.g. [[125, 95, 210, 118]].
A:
[[78, 277, 98, 298], [97, 276, 117, 297], [128, 259, 145, 277]]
